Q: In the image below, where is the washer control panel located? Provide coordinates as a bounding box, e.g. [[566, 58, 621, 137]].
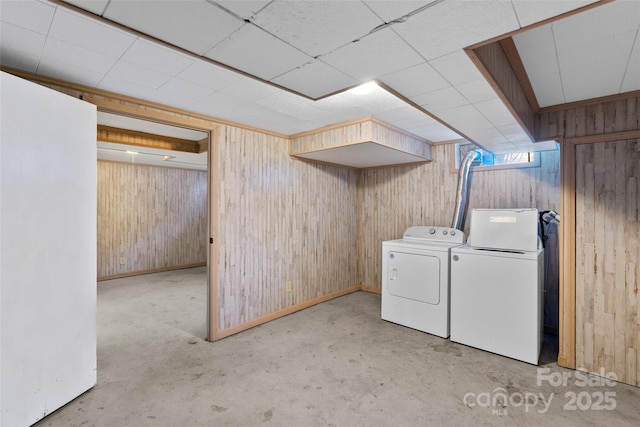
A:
[[403, 226, 465, 243]]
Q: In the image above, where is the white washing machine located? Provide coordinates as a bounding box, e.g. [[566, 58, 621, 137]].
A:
[[382, 226, 465, 338], [450, 209, 544, 365]]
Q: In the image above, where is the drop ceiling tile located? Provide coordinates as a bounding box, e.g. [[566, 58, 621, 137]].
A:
[[254, 93, 336, 123], [0, 47, 40, 72], [513, 24, 560, 78], [121, 39, 194, 76], [456, 79, 496, 103], [176, 62, 243, 92], [511, 0, 597, 28], [107, 60, 172, 89], [205, 24, 312, 81], [220, 77, 282, 102], [145, 90, 197, 111], [42, 37, 117, 74], [48, 8, 136, 58], [312, 86, 408, 121], [474, 98, 517, 128], [36, 58, 104, 86], [98, 75, 155, 99], [429, 50, 485, 86], [60, 0, 109, 15], [470, 127, 510, 146], [0, 21, 46, 58], [190, 90, 257, 118], [378, 61, 450, 97], [231, 102, 299, 128], [271, 60, 357, 99], [529, 72, 565, 107], [499, 124, 532, 142], [621, 31, 640, 93], [214, 1, 271, 19], [0, 0, 55, 34], [412, 87, 468, 112], [321, 28, 424, 81], [552, 0, 640, 52], [393, 0, 519, 60], [157, 78, 215, 102], [434, 105, 494, 132], [558, 31, 636, 102], [363, 0, 437, 22], [373, 106, 439, 128], [343, 87, 409, 114], [103, 0, 243, 55], [404, 122, 461, 142], [251, 1, 384, 57]]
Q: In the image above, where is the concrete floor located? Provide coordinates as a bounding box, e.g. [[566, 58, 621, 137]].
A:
[[35, 267, 639, 427]]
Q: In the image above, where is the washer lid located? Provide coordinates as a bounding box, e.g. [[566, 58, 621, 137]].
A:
[[468, 209, 539, 251]]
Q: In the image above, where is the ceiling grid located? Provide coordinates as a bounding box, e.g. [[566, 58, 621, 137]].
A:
[[1, 0, 636, 155]]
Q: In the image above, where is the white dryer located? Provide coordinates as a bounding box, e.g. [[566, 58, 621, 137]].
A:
[[450, 209, 544, 365], [382, 226, 465, 338]]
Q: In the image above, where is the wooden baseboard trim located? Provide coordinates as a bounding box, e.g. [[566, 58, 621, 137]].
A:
[[360, 285, 382, 295], [557, 354, 574, 369], [216, 285, 361, 339], [97, 262, 206, 282]]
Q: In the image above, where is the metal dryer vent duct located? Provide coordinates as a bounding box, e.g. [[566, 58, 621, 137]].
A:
[[451, 149, 481, 230]]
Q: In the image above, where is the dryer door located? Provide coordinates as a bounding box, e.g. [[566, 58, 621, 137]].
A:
[[386, 251, 440, 304]]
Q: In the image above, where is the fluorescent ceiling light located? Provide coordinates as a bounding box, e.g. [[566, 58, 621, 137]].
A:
[[348, 81, 378, 95], [126, 150, 139, 155]]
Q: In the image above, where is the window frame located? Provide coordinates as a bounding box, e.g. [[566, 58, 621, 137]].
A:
[[452, 141, 541, 173]]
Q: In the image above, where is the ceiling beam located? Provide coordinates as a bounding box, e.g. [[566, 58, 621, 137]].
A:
[[97, 125, 200, 153], [466, 42, 536, 141], [498, 38, 539, 112]]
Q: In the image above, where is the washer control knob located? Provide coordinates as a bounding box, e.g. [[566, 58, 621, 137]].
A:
[[429, 228, 436, 234], [450, 230, 456, 236], [442, 230, 448, 235]]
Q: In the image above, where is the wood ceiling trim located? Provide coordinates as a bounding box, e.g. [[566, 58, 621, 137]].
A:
[[538, 90, 640, 114], [499, 37, 539, 112], [97, 125, 200, 153]]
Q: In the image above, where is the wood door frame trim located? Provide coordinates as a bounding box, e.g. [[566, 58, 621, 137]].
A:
[[558, 138, 577, 368]]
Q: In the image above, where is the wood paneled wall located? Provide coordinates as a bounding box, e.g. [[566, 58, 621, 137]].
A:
[[97, 161, 207, 279], [469, 42, 536, 139], [538, 96, 640, 140], [215, 125, 359, 331], [538, 94, 640, 384], [290, 117, 432, 160], [358, 144, 560, 330], [574, 139, 639, 386]]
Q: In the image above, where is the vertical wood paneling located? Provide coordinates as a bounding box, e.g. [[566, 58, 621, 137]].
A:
[[469, 43, 536, 139], [97, 161, 207, 278], [538, 97, 640, 140], [358, 144, 560, 330], [290, 118, 432, 160], [575, 140, 639, 386], [216, 125, 359, 330]]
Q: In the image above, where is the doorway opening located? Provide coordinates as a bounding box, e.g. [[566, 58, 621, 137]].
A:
[[94, 109, 215, 340]]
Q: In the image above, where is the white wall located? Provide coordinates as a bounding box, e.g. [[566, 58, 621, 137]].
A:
[[0, 72, 97, 427]]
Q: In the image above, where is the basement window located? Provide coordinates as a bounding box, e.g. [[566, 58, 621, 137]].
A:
[[454, 142, 540, 172]]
